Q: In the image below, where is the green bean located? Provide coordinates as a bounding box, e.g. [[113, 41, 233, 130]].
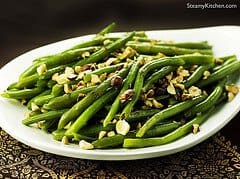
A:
[[78, 124, 115, 137], [27, 89, 51, 109], [39, 64, 72, 80], [43, 85, 97, 110], [197, 61, 240, 87], [132, 38, 212, 49], [47, 80, 57, 88], [65, 89, 119, 135], [103, 60, 141, 127], [92, 134, 125, 149], [14, 74, 39, 89], [22, 109, 68, 125], [20, 46, 100, 79], [144, 121, 181, 137], [97, 22, 116, 37], [51, 84, 64, 97], [143, 66, 176, 92], [184, 64, 214, 88], [52, 129, 66, 141], [123, 107, 214, 148], [126, 42, 213, 55], [136, 95, 207, 137], [1, 87, 43, 100], [123, 109, 161, 122], [40, 118, 59, 132], [58, 67, 129, 129], [185, 80, 225, 118], [212, 56, 237, 72], [74, 32, 135, 67], [83, 63, 125, 82], [72, 133, 96, 142], [218, 55, 237, 61]]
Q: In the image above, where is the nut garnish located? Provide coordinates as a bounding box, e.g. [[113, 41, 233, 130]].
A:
[[79, 140, 94, 150], [107, 131, 116, 137], [192, 124, 200, 134], [167, 82, 176, 95], [91, 74, 101, 84], [225, 85, 239, 94], [52, 73, 59, 81], [203, 70, 211, 79], [56, 74, 69, 84], [215, 58, 223, 65], [119, 89, 134, 103], [62, 136, 69, 145], [152, 99, 164, 109], [175, 83, 185, 90], [81, 51, 90, 58], [64, 84, 72, 93], [166, 72, 173, 82], [228, 92, 235, 102], [111, 76, 123, 87], [116, 120, 130, 135], [188, 86, 202, 97], [31, 103, 40, 111], [119, 47, 136, 60], [106, 58, 118, 66], [37, 64, 47, 75], [98, 131, 107, 139], [177, 66, 190, 77]]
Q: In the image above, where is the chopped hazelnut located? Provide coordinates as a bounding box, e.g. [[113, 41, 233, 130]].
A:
[[119, 89, 134, 103], [111, 76, 123, 87]]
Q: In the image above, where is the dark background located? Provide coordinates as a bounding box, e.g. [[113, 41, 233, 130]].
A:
[[0, 0, 240, 144], [1, 0, 240, 67]]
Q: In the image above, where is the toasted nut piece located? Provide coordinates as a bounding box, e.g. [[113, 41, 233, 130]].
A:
[[98, 131, 107, 139], [61, 136, 69, 145], [79, 140, 94, 150], [215, 58, 223, 65], [41, 108, 48, 113], [175, 83, 185, 90], [188, 86, 202, 97], [225, 85, 239, 95], [144, 100, 153, 107], [91, 74, 101, 84], [166, 72, 173, 82], [116, 120, 130, 135], [167, 82, 176, 95], [119, 89, 134, 103], [106, 57, 118, 66], [228, 92, 235, 102], [177, 66, 190, 77], [31, 103, 40, 111], [203, 70, 211, 79], [81, 51, 90, 58], [107, 131, 116, 137], [152, 99, 164, 109], [37, 64, 47, 75], [146, 89, 155, 98], [56, 74, 69, 84], [190, 65, 198, 72], [111, 119, 117, 124], [99, 73, 107, 81], [65, 67, 75, 75], [181, 93, 192, 101], [171, 76, 184, 84], [156, 52, 165, 58], [111, 76, 123, 87], [136, 122, 142, 129], [120, 47, 136, 60], [52, 73, 59, 81], [103, 39, 112, 46], [192, 124, 200, 134], [64, 84, 72, 93], [24, 112, 31, 119]]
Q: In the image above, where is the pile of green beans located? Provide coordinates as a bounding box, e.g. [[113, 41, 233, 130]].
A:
[[2, 22, 240, 149]]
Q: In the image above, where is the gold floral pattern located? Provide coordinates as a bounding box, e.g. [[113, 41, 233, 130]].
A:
[[0, 128, 240, 178]]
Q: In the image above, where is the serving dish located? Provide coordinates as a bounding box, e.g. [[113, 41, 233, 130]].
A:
[[0, 26, 239, 160]]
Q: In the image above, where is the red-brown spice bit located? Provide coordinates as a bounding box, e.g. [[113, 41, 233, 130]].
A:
[[111, 76, 123, 87], [119, 89, 134, 103]]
